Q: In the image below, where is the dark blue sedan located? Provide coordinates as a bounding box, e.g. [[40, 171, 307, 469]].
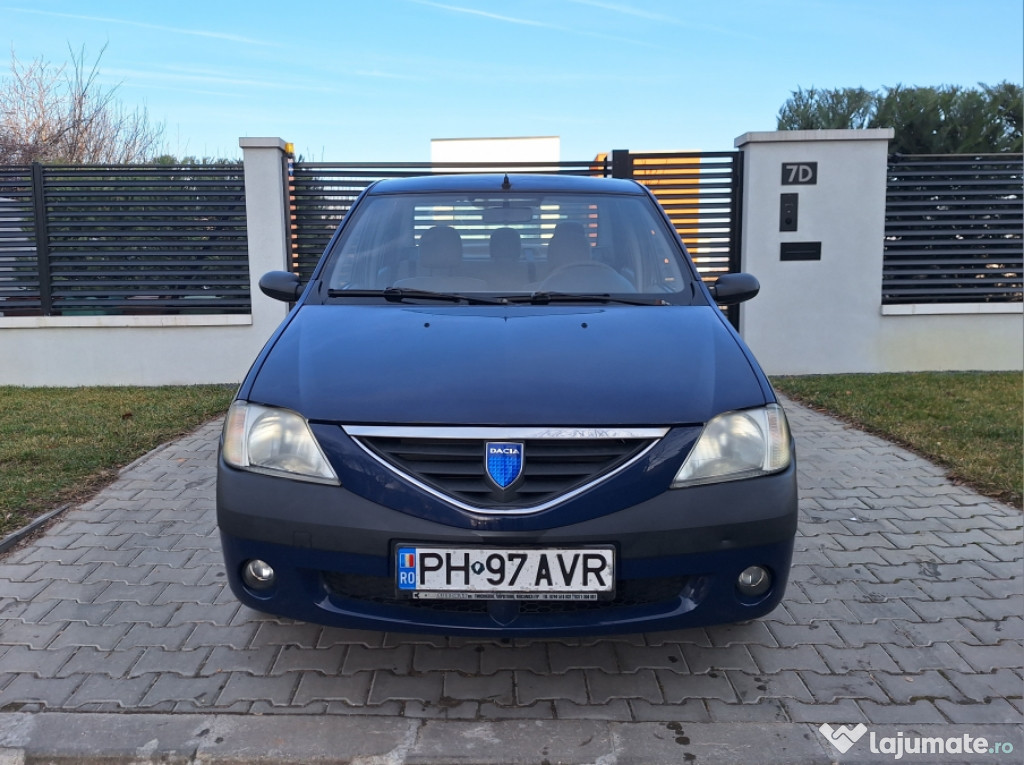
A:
[[217, 174, 797, 636]]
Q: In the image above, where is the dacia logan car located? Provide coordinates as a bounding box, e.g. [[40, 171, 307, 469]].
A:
[[217, 174, 797, 636]]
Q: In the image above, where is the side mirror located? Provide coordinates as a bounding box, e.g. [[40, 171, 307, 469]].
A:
[[259, 271, 303, 302], [710, 272, 760, 305]]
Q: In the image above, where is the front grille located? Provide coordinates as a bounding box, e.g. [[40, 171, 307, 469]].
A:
[[352, 435, 654, 511], [322, 571, 690, 615]]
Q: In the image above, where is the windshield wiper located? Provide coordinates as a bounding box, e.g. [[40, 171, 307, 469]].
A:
[[502, 292, 667, 306], [327, 288, 505, 305]]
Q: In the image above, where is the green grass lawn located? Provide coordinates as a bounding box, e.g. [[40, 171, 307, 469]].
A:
[[773, 372, 1023, 508], [0, 386, 235, 538]]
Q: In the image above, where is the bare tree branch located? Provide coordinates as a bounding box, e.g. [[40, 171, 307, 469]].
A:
[[0, 45, 164, 164]]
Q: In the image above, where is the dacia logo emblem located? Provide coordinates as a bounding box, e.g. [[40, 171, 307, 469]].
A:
[[485, 442, 523, 489]]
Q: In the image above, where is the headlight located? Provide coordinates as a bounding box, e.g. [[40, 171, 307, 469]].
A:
[[222, 401, 339, 485], [672, 404, 791, 488]]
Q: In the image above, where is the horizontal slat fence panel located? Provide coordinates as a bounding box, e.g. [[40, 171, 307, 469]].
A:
[[0, 167, 40, 314], [884, 154, 1023, 304], [626, 151, 743, 281], [0, 164, 250, 316]]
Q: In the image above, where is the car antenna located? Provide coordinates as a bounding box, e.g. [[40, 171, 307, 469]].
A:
[[501, 173, 511, 190]]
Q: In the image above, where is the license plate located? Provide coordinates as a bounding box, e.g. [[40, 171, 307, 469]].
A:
[[395, 546, 615, 600]]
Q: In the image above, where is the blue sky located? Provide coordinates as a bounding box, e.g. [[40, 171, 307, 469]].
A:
[[4, 0, 1022, 161]]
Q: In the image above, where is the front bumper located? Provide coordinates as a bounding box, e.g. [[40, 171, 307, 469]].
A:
[[216, 453, 798, 636]]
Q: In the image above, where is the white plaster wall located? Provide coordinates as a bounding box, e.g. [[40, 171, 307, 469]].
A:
[[734, 130, 1022, 374], [0, 138, 293, 386]]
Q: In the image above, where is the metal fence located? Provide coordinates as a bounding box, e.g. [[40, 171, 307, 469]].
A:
[[618, 150, 743, 280], [883, 154, 1023, 304], [0, 163, 249, 317]]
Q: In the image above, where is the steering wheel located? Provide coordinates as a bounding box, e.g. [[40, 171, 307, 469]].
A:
[[538, 261, 637, 293]]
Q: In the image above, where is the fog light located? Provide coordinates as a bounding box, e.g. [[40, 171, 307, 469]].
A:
[[242, 559, 276, 590], [737, 565, 771, 597]]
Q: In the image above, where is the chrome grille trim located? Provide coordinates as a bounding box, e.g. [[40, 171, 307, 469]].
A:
[[344, 426, 666, 516], [344, 426, 669, 440]]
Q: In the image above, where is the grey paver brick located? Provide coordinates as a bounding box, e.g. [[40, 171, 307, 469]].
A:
[[0, 621, 65, 649], [92, 582, 168, 606], [165, 602, 240, 627], [816, 645, 902, 674], [781, 698, 869, 724], [870, 670, 967, 704], [904, 598, 986, 624], [748, 644, 830, 674], [316, 627, 386, 648], [655, 669, 737, 704], [200, 645, 280, 676], [250, 620, 323, 649], [548, 642, 618, 674], [65, 674, 154, 709], [950, 641, 1024, 673], [628, 698, 711, 722], [368, 671, 443, 704], [704, 621, 778, 648], [0, 599, 57, 623], [799, 670, 890, 704], [515, 670, 588, 705], [933, 699, 1022, 724], [55, 647, 144, 679], [216, 671, 298, 707], [678, 644, 757, 674], [104, 600, 179, 626], [117, 623, 194, 650], [0, 645, 77, 678], [0, 674, 83, 708], [831, 620, 915, 649], [182, 622, 257, 649], [856, 698, 949, 724], [412, 645, 479, 674], [139, 673, 227, 708], [270, 644, 347, 675], [766, 621, 846, 647], [884, 642, 974, 673], [342, 644, 413, 675], [32, 581, 109, 604], [478, 643, 548, 675], [893, 618, 981, 647], [127, 646, 209, 678], [612, 643, 685, 673], [443, 670, 515, 705], [959, 616, 1024, 644], [586, 668, 662, 704], [706, 698, 789, 723], [728, 669, 814, 704], [47, 623, 131, 651]]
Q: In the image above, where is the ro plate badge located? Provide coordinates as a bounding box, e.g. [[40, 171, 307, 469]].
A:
[[486, 442, 523, 489]]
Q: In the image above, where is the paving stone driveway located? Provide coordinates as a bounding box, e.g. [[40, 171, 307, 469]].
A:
[[0, 398, 1020, 759]]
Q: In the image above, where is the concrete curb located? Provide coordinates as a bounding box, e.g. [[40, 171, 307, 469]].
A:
[[0, 713, 1020, 764]]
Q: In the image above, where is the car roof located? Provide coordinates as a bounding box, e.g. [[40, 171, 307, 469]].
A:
[[365, 173, 645, 195]]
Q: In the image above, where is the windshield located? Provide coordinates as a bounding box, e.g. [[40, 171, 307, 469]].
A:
[[322, 191, 695, 297]]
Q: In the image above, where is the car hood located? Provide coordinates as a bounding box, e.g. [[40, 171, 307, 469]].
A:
[[245, 304, 768, 426]]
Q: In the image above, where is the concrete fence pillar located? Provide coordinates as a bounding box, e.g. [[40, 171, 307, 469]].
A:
[[239, 137, 292, 334], [734, 129, 895, 375]]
